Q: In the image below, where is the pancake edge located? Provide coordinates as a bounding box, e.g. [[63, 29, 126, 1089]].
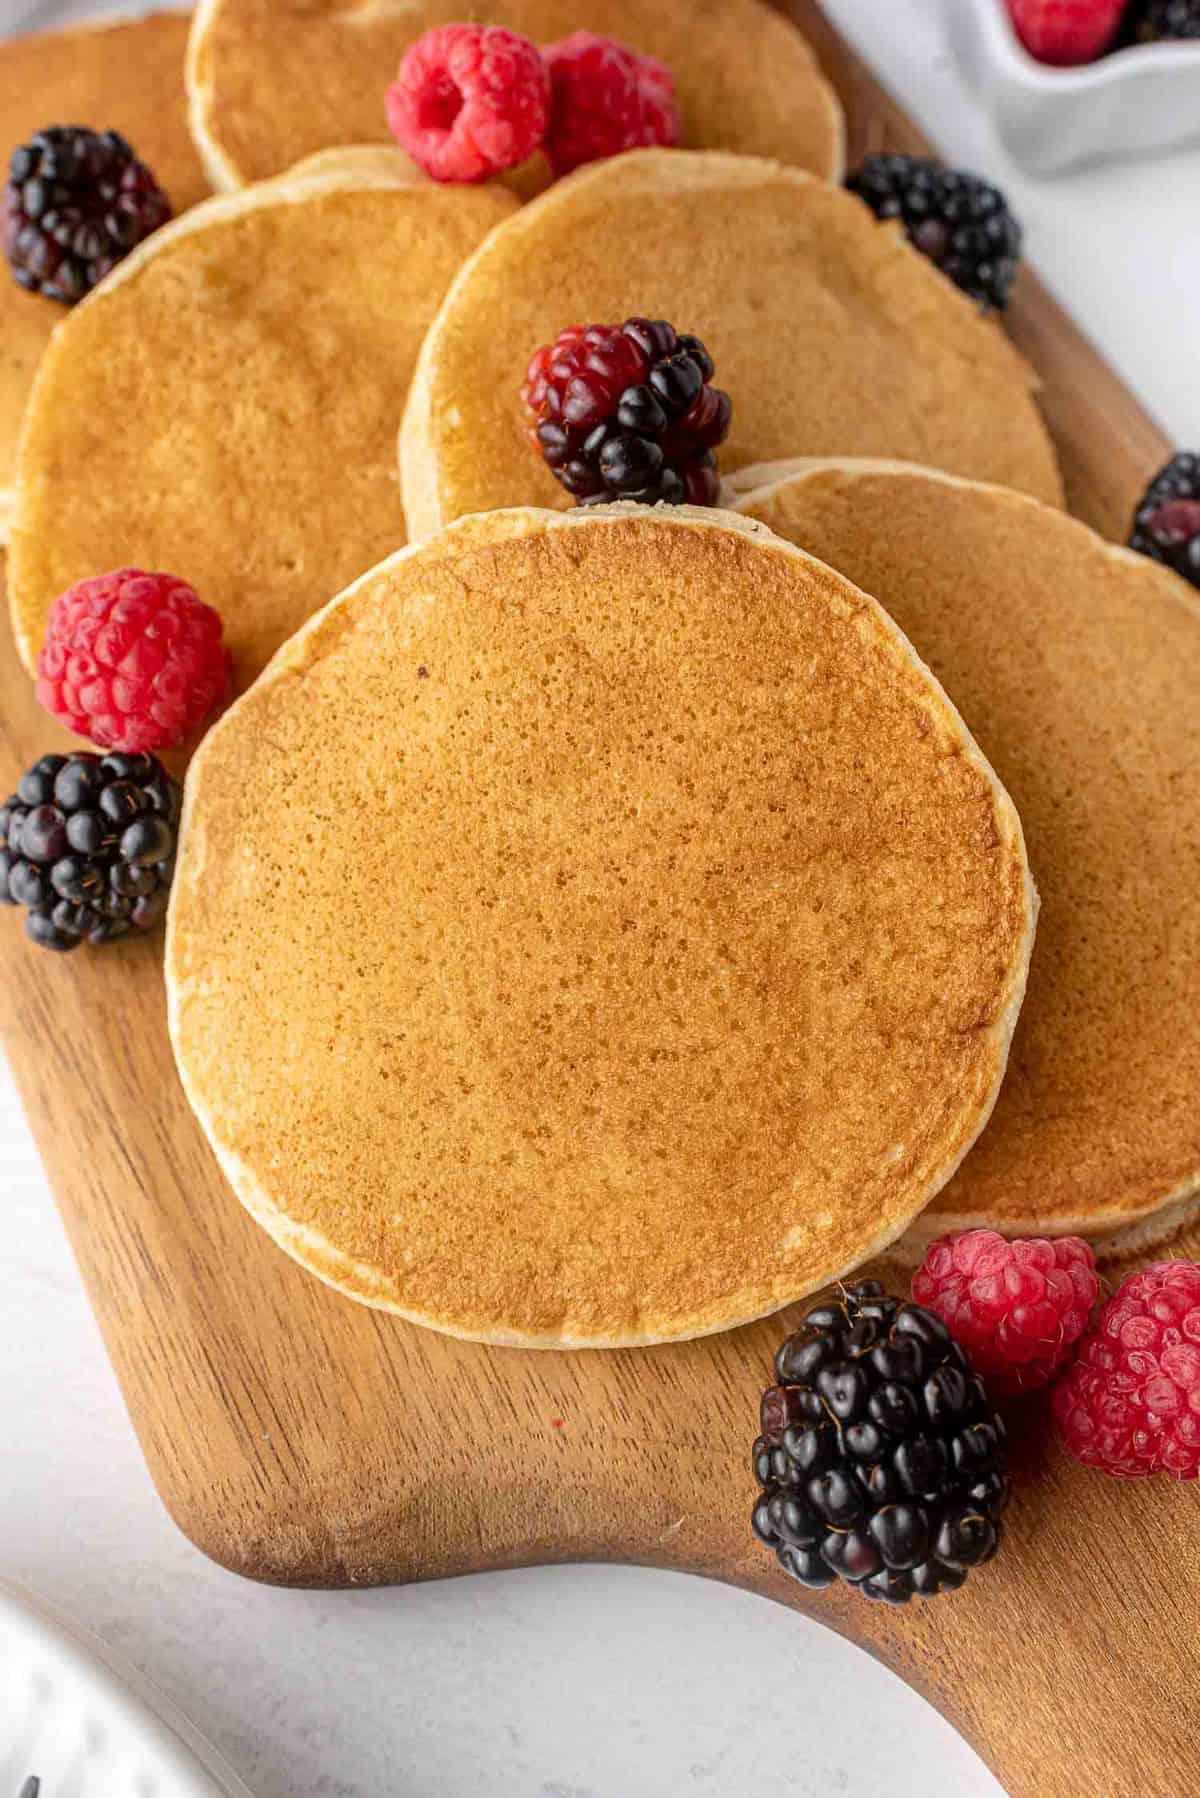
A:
[[734, 454, 1200, 1243], [185, 0, 846, 194], [399, 148, 1059, 541], [888, 1181, 1200, 1269], [167, 501, 1038, 1347], [6, 149, 517, 674], [186, 0, 242, 192]]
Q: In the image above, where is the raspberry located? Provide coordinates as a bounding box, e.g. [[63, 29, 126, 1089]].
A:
[[3, 126, 171, 305], [37, 569, 231, 754], [1053, 1262, 1200, 1479], [1006, 0, 1126, 63], [912, 1230, 1099, 1395], [1130, 452, 1200, 590], [542, 33, 679, 178], [522, 318, 730, 508], [385, 24, 550, 184]]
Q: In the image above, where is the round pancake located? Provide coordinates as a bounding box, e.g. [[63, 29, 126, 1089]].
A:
[[399, 150, 1063, 541], [167, 504, 1035, 1347], [0, 12, 209, 542], [186, 0, 844, 195], [734, 459, 1200, 1257], [8, 149, 517, 688]]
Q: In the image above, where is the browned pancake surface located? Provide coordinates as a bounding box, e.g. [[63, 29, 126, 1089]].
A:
[[168, 507, 1033, 1345], [400, 151, 1062, 539], [9, 157, 516, 686], [0, 13, 209, 533], [188, 0, 843, 191], [737, 462, 1200, 1243]]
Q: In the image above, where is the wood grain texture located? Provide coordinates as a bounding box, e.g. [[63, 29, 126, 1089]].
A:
[[2, 7, 1199, 1794]]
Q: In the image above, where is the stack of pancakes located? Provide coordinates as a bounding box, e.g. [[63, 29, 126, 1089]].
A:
[[4, 3, 1196, 1346]]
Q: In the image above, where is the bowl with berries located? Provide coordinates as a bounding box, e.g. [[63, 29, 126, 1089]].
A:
[[942, 0, 1200, 172]]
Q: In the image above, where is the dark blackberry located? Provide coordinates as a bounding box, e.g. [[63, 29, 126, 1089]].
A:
[[3, 126, 171, 305], [752, 1281, 1010, 1604], [522, 318, 731, 509], [1126, 0, 1200, 39], [1, 750, 180, 952], [1129, 452, 1200, 589], [846, 154, 1022, 311]]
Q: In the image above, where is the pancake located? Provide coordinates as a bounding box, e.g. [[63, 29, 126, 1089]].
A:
[[167, 504, 1035, 1347], [0, 12, 209, 542], [733, 459, 1200, 1257], [399, 150, 1063, 541], [8, 149, 517, 688], [186, 0, 844, 195]]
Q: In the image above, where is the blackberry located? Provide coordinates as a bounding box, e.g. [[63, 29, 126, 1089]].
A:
[[1126, 0, 1200, 39], [522, 318, 731, 508], [846, 154, 1022, 312], [1129, 452, 1200, 589], [3, 126, 171, 305], [752, 1280, 1011, 1603], [0, 751, 181, 952]]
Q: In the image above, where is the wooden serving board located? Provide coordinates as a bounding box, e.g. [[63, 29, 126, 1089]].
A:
[[3, 7, 1200, 1794]]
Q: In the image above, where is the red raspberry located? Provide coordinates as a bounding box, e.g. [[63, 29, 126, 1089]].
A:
[[912, 1229, 1099, 1394], [385, 24, 550, 184], [1006, 0, 1126, 64], [543, 32, 679, 178], [1054, 1262, 1200, 1479], [37, 569, 231, 754]]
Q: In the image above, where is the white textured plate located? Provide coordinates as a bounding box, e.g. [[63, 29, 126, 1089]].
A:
[[0, 1581, 253, 1798], [941, 0, 1200, 173]]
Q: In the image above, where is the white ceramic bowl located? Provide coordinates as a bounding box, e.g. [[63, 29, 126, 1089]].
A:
[[941, 0, 1200, 174], [0, 1579, 255, 1798]]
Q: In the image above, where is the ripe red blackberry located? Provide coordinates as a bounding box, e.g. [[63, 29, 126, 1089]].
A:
[[846, 154, 1022, 311], [1127, 0, 1200, 39], [3, 127, 171, 304], [1053, 1261, 1200, 1479], [753, 1281, 1010, 1603], [1129, 452, 1200, 589], [0, 750, 180, 952], [522, 318, 731, 507]]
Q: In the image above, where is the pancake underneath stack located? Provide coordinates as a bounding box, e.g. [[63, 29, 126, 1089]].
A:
[[8, 149, 517, 689], [0, 12, 209, 540], [168, 505, 1035, 1346], [186, 0, 845, 193], [399, 150, 1063, 539], [734, 460, 1200, 1258]]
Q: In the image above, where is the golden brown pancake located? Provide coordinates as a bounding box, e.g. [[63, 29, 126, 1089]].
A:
[[9, 149, 517, 687], [167, 505, 1035, 1346], [399, 151, 1063, 540], [187, 0, 844, 194], [0, 12, 208, 541], [734, 459, 1200, 1257]]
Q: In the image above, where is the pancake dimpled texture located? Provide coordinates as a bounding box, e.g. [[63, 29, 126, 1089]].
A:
[[186, 0, 844, 193], [167, 506, 1036, 1347], [0, 14, 209, 540], [734, 460, 1200, 1256], [398, 151, 1062, 540], [8, 152, 518, 688]]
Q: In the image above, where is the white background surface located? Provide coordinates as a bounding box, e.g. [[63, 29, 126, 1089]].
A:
[[1, 2, 1195, 1793]]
